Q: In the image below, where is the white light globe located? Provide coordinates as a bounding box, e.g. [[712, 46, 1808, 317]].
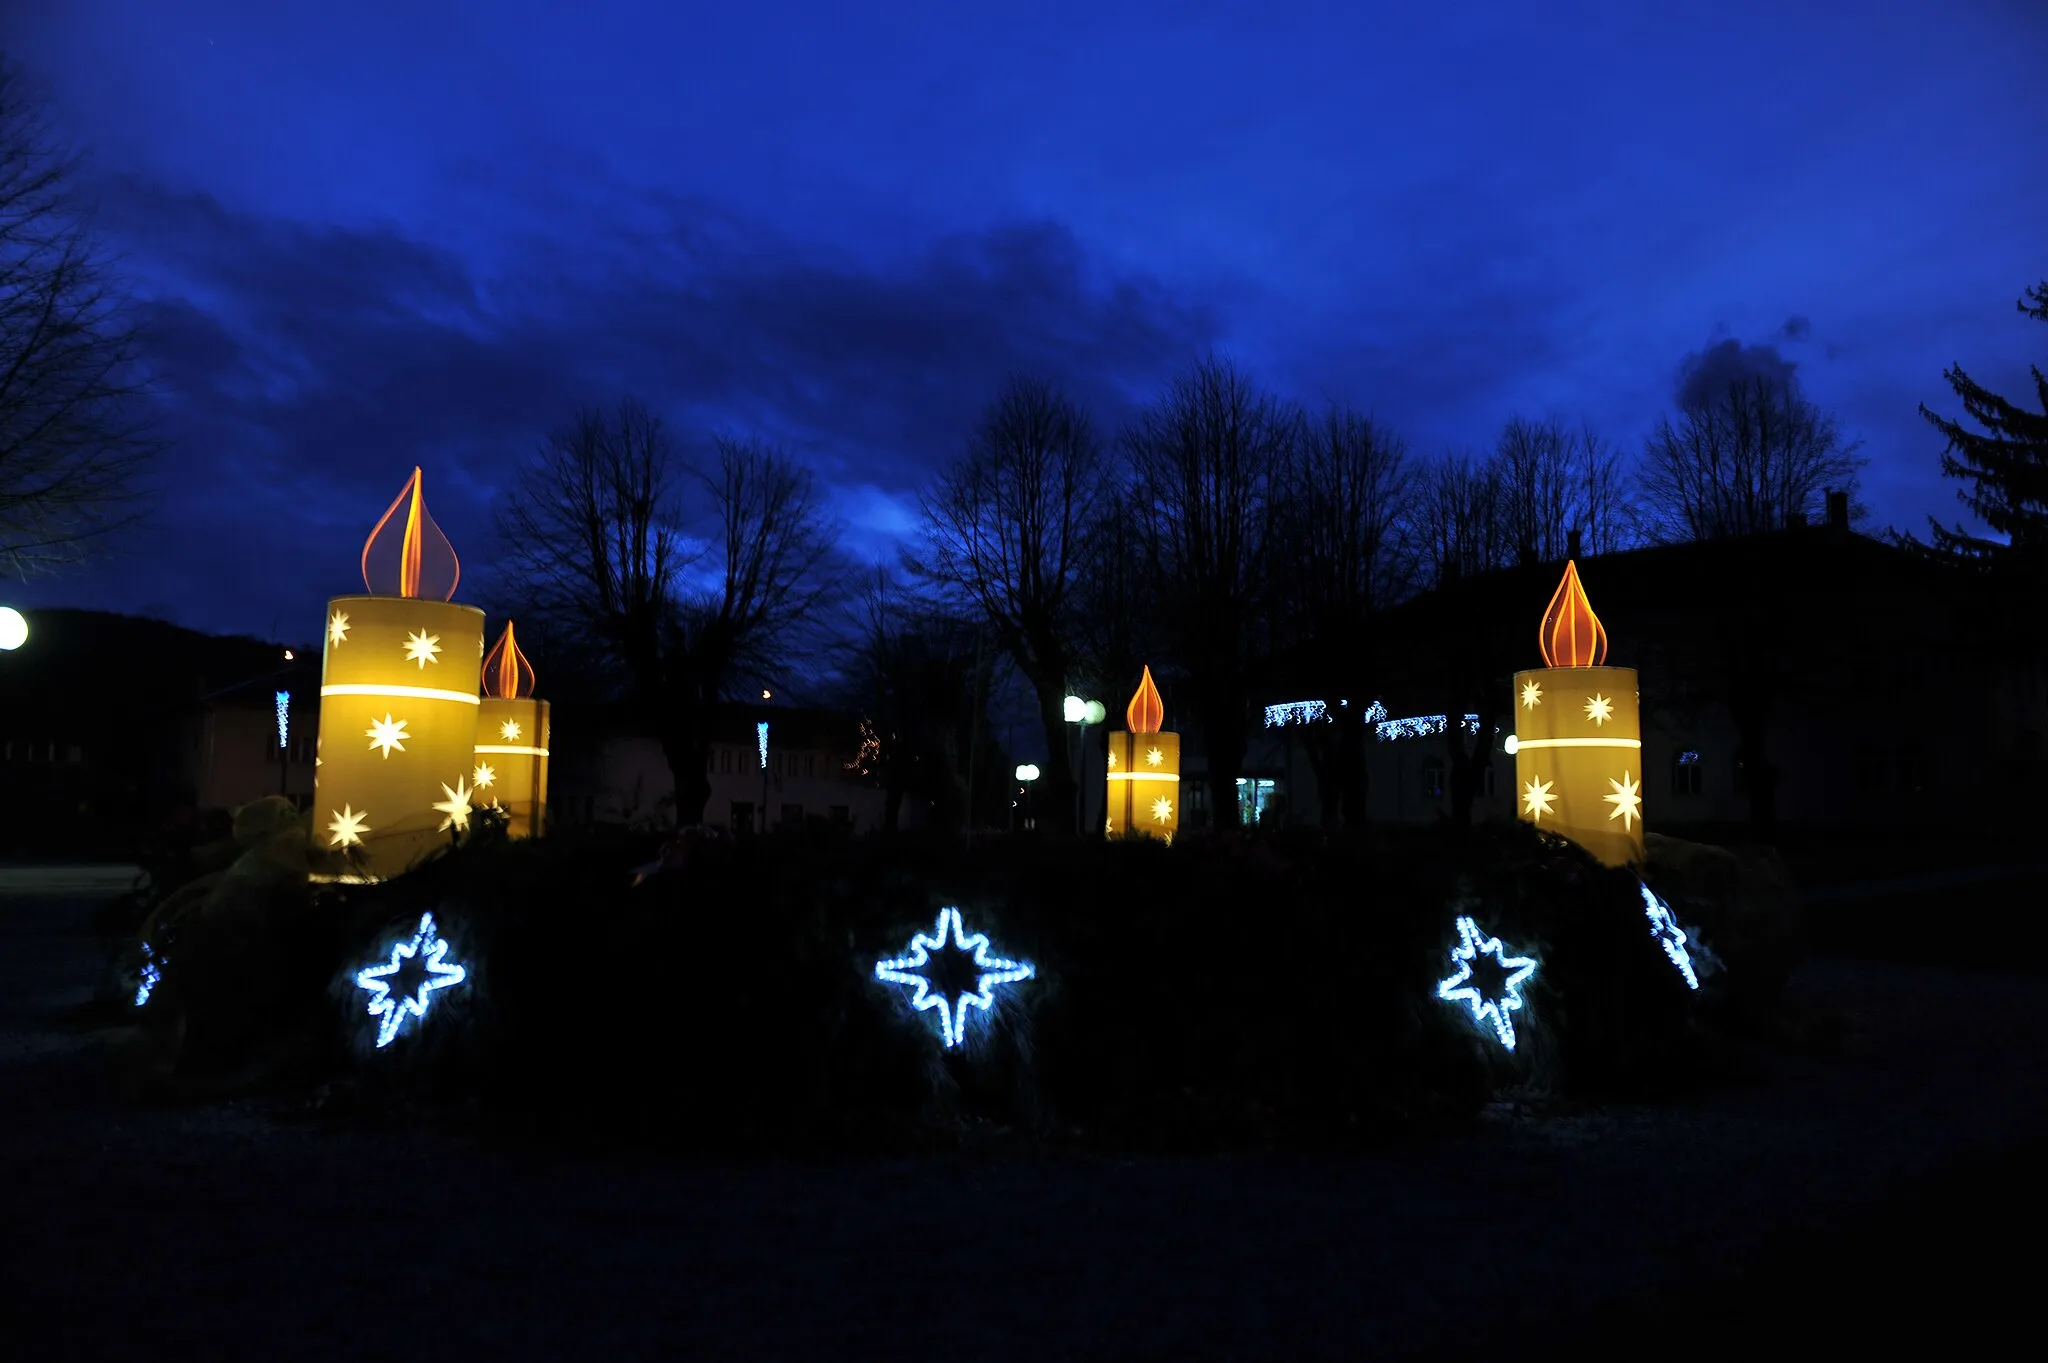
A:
[[1082, 700, 1107, 725], [1502, 733, 1520, 755], [0, 607, 26, 651], [1062, 695, 1086, 723], [1015, 764, 1040, 782]]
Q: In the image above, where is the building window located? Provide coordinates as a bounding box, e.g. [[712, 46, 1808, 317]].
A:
[[720, 748, 733, 774], [1419, 759, 1445, 800], [1672, 749, 1702, 796], [1235, 776, 1278, 825], [804, 753, 816, 778], [730, 800, 754, 833], [780, 802, 803, 827], [1854, 742, 1888, 792], [706, 752, 716, 774]]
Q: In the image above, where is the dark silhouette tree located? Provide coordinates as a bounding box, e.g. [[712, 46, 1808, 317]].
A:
[[497, 399, 838, 825], [1494, 415, 1635, 561], [1917, 280, 2048, 580], [913, 377, 1099, 833], [1123, 357, 1294, 831], [0, 60, 157, 578], [1414, 451, 1509, 587], [1270, 406, 1410, 827], [1638, 373, 1866, 541]]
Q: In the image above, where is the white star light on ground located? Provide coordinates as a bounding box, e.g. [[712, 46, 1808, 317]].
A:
[[1584, 693, 1614, 725], [433, 778, 474, 832], [1521, 679, 1543, 709], [1605, 770, 1642, 829], [1437, 915, 1539, 1051], [403, 630, 443, 668], [499, 718, 522, 742], [874, 907, 1035, 1049], [366, 713, 409, 758], [328, 610, 350, 646], [1522, 776, 1556, 820], [355, 913, 468, 1049], [1639, 882, 1702, 990], [326, 804, 371, 848]]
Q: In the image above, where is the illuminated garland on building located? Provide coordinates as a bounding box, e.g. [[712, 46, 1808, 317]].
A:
[[757, 720, 769, 770], [275, 691, 290, 750], [1639, 881, 1702, 991], [354, 912, 469, 1049], [134, 941, 162, 1007], [874, 906, 1035, 1049], [1437, 915, 1539, 1051]]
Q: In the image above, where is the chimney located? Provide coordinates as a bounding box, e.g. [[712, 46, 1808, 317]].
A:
[[1825, 488, 1849, 532], [1566, 527, 1582, 560]]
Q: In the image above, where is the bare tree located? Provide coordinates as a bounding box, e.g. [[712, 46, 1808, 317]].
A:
[[913, 376, 1099, 832], [1413, 451, 1509, 587], [1271, 405, 1411, 827], [1124, 357, 1295, 831], [497, 399, 840, 825], [1638, 375, 1867, 541], [0, 60, 157, 578], [1491, 415, 1638, 564]]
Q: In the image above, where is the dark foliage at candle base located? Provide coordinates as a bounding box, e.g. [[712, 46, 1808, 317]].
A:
[[90, 807, 1799, 1155]]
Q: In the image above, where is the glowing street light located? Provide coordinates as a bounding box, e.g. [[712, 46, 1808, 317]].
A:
[[0, 607, 26, 651], [1014, 764, 1040, 782]]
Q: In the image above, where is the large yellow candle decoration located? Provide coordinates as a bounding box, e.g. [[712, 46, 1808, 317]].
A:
[[475, 621, 550, 838], [1106, 665, 1180, 842], [314, 468, 485, 879], [1512, 560, 1644, 867]]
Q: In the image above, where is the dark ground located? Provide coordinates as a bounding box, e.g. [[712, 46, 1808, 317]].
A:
[[2, 864, 2042, 1360]]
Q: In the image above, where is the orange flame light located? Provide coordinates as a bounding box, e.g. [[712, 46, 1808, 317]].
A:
[[1538, 560, 1607, 668], [482, 621, 537, 700], [1126, 665, 1164, 734], [361, 467, 460, 601]]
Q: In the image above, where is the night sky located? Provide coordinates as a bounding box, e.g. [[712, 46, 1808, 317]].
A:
[[4, 1, 2043, 640]]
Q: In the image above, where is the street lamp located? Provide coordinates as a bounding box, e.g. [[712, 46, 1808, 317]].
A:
[[1014, 763, 1039, 831], [0, 606, 26, 651], [1063, 694, 1105, 832]]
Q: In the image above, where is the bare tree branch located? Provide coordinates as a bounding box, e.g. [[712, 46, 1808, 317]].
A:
[[1638, 374, 1867, 541], [0, 59, 159, 578]]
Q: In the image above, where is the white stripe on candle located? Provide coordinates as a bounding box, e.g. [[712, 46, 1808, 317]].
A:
[[1514, 737, 1642, 749], [474, 744, 550, 757], [321, 683, 482, 706], [1106, 772, 1181, 781]]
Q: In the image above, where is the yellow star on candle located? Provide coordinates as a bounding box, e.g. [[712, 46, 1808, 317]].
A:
[[1107, 750, 1118, 769], [1584, 694, 1614, 726], [365, 713, 409, 758], [473, 761, 496, 790], [1521, 679, 1542, 709], [1522, 776, 1556, 820], [1151, 795, 1174, 823], [1146, 747, 1164, 767], [328, 610, 350, 647], [1604, 770, 1642, 829], [499, 718, 522, 742], [433, 777, 474, 833], [326, 804, 370, 848], [403, 630, 443, 668]]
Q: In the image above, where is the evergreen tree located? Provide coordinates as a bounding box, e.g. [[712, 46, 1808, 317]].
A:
[[1920, 281, 2048, 575]]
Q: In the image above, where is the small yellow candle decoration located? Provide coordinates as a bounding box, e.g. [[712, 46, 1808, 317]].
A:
[[1512, 560, 1644, 867], [315, 468, 485, 879], [475, 620, 550, 838], [1106, 665, 1180, 842]]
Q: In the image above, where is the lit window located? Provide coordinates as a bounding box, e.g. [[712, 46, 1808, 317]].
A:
[[1672, 749, 1702, 796], [1420, 760, 1445, 800]]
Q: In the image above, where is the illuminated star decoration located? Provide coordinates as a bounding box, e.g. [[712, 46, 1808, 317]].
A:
[[1521, 679, 1543, 709], [135, 941, 162, 1007], [403, 630, 443, 668], [1522, 776, 1556, 821], [366, 713, 409, 758], [1107, 749, 1118, 769], [473, 761, 496, 790], [355, 912, 468, 1049], [500, 718, 522, 742], [1151, 795, 1174, 823], [433, 777, 474, 833], [328, 610, 350, 646], [1605, 770, 1642, 829], [874, 907, 1036, 1050], [327, 804, 371, 848], [1437, 915, 1539, 1052], [1146, 747, 1164, 767], [1639, 882, 1702, 991], [1584, 693, 1614, 726]]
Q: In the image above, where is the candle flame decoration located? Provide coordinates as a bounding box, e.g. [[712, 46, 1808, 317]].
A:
[[481, 621, 536, 700], [361, 467, 460, 601], [1126, 665, 1164, 734], [1538, 559, 1607, 668]]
